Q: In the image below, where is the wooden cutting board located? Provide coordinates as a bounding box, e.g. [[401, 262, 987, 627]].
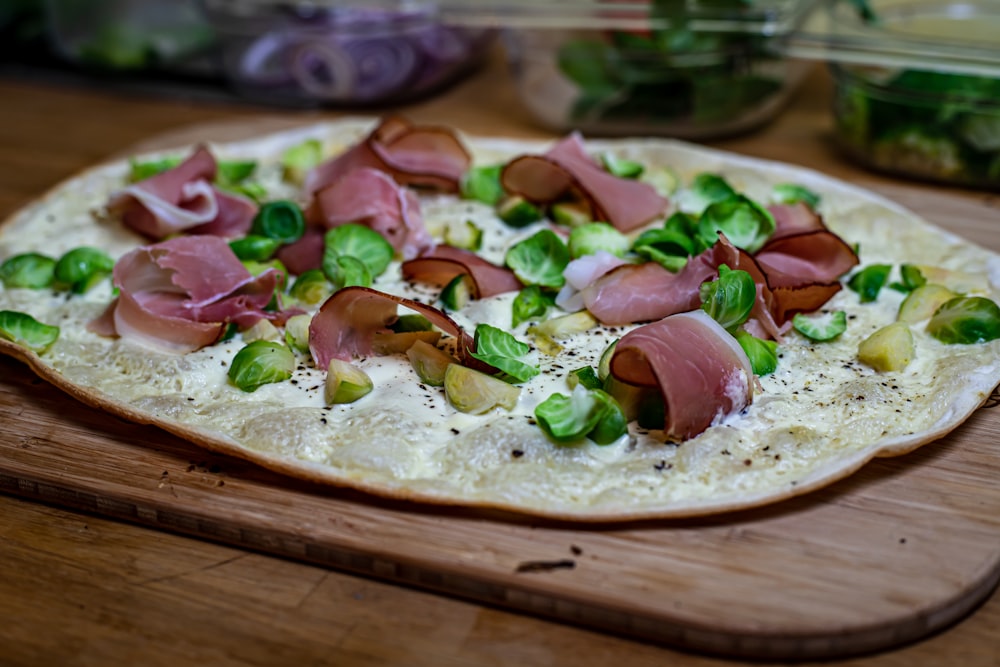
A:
[[1, 125, 999, 660]]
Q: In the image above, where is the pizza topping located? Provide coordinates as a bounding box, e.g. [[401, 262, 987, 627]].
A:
[[858, 322, 915, 372], [535, 384, 628, 445], [92, 236, 284, 353], [0, 310, 60, 354], [556, 251, 630, 312], [276, 229, 326, 276], [251, 200, 307, 244], [460, 164, 505, 206], [848, 264, 892, 303], [0, 253, 56, 289], [897, 284, 958, 323], [322, 223, 395, 289], [443, 363, 521, 414], [767, 201, 826, 239], [401, 245, 522, 300], [755, 229, 860, 289], [307, 167, 432, 260], [501, 133, 669, 232], [734, 331, 779, 376], [926, 296, 1000, 345], [108, 146, 259, 240], [228, 340, 296, 392], [699, 265, 756, 333], [406, 339, 458, 386], [567, 222, 630, 259], [280, 139, 323, 186], [305, 115, 471, 195], [53, 247, 115, 294], [770, 183, 822, 209], [308, 285, 476, 370], [469, 324, 540, 383], [696, 194, 776, 254], [325, 359, 375, 404], [505, 229, 571, 289], [230, 235, 282, 262], [609, 309, 754, 441], [792, 311, 848, 341]]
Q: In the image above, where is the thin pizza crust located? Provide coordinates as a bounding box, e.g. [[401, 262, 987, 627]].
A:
[[2, 118, 998, 521]]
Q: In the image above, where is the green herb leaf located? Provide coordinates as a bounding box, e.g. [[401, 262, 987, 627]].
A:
[[697, 194, 776, 253], [771, 183, 821, 209], [792, 311, 847, 341], [0, 253, 56, 289], [288, 269, 332, 305], [699, 265, 756, 333], [229, 235, 281, 262], [734, 331, 778, 376], [128, 156, 182, 182], [927, 296, 1000, 345], [251, 200, 306, 244], [460, 165, 505, 206], [0, 310, 60, 353], [323, 224, 394, 279], [512, 285, 554, 327], [848, 264, 892, 303], [53, 247, 115, 294], [600, 152, 644, 179], [568, 222, 630, 259], [216, 159, 257, 186], [228, 340, 295, 392], [535, 385, 627, 445], [281, 139, 323, 185], [505, 229, 570, 289], [469, 324, 540, 383]]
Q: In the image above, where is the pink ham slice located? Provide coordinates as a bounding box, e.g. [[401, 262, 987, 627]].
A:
[[106, 146, 257, 240], [400, 245, 522, 299], [306, 167, 432, 260], [767, 202, 826, 240], [305, 115, 471, 195], [609, 309, 754, 441], [501, 133, 668, 232], [309, 286, 478, 371], [581, 242, 733, 325], [88, 236, 281, 353]]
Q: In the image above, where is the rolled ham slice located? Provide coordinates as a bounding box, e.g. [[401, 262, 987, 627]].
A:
[[106, 146, 257, 240], [309, 286, 477, 371], [401, 245, 522, 299], [305, 115, 471, 195], [89, 236, 281, 353], [501, 133, 669, 232], [610, 310, 754, 441], [306, 167, 433, 260]]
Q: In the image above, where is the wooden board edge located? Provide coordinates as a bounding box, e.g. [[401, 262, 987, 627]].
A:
[[4, 468, 997, 661]]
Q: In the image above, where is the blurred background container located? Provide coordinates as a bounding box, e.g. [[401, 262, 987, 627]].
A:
[[787, 0, 1000, 189], [201, 0, 496, 106], [475, 0, 814, 140]]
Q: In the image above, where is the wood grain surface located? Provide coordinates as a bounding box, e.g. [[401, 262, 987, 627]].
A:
[[2, 57, 1000, 666]]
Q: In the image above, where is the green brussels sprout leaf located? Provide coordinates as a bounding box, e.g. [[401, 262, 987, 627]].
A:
[[927, 296, 1000, 345], [0, 253, 56, 289], [227, 340, 295, 392], [505, 229, 570, 288], [792, 310, 847, 341], [469, 324, 540, 383], [0, 310, 60, 353], [699, 265, 756, 333]]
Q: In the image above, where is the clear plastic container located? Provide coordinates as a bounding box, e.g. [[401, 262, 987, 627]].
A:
[[450, 0, 814, 139], [786, 0, 1000, 189], [201, 0, 497, 107]]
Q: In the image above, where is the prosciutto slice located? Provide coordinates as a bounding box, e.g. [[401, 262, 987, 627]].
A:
[[401, 245, 522, 299], [89, 236, 282, 353], [309, 286, 477, 371], [501, 133, 669, 232], [609, 310, 754, 441], [306, 167, 433, 260], [305, 116, 471, 195], [106, 146, 257, 240], [581, 245, 727, 325]]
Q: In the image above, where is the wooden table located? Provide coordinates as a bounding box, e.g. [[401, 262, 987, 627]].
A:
[[2, 54, 999, 666]]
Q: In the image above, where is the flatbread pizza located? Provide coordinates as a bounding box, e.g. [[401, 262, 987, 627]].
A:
[[2, 116, 998, 521]]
